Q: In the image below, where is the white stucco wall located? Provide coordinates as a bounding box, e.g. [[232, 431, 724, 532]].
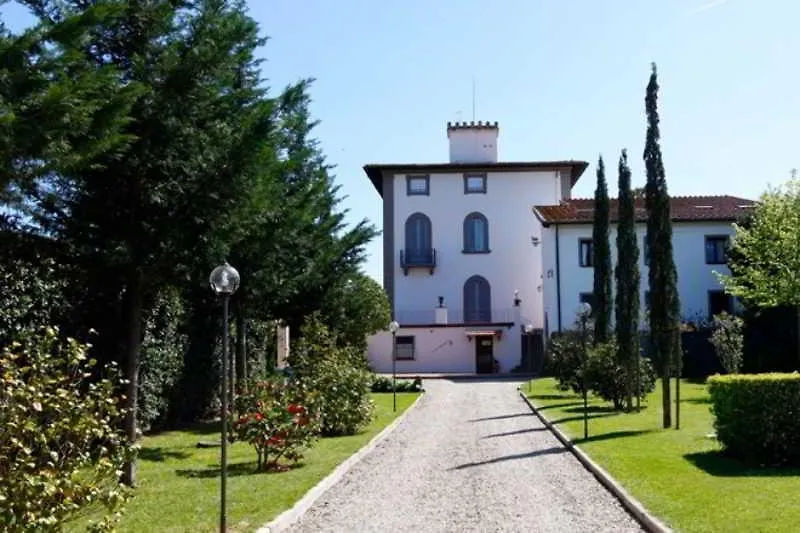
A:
[[367, 325, 521, 374], [542, 220, 737, 332], [447, 127, 499, 163], [392, 169, 565, 329]]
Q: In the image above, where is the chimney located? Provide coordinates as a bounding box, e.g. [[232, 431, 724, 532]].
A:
[[446, 121, 499, 163], [434, 296, 448, 325]]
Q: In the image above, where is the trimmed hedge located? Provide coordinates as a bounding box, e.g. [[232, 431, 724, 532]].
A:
[[371, 375, 423, 393], [708, 373, 800, 466]]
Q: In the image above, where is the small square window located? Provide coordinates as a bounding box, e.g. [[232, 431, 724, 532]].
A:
[[406, 175, 429, 196], [464, 173, 487, 194], [705, 236, 728, 264], [708, 290, 732, 319], [395, 335, 415, 360], [579, 238, 593, 267]]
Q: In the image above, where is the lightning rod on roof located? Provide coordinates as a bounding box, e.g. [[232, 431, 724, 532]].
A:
[[471, 75, 476, 122]]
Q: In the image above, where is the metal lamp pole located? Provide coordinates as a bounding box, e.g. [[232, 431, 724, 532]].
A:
[[524, 324, 534, 394], [210, 262, 240, 533], [389, 320, 399, 412], [578, 302, 592, 440]]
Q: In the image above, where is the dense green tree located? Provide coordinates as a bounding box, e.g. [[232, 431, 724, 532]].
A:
[[0, 4, 138, 208], [719, 175, 800, 364], [2, 1, 380, 487], [614, 150, 640, 411], [320, 272, 391, 352], [19, 0, 275, 485], [643, 63, 681, 429], [592, 155, 612, 343]]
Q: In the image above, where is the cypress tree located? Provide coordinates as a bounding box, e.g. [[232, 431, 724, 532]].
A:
[[592, 155, 612, 343], [643, 63, 682, 429], [615, 150, 640, 411]]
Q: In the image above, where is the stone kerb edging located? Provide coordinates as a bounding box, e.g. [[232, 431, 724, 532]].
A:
[[518, 389, 672, 533], [257, 392, 426, 533]]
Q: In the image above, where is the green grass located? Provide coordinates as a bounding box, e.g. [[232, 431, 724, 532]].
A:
[[69, 392, 420, 533], [523, 378, 800, 533]]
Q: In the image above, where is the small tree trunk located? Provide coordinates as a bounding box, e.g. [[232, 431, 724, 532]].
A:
[[121, 268, 144, 487], [662, 364, 672, 428], [675, 341, 682, 430]]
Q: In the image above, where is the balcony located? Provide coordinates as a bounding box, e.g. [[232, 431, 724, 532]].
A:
[[395, 308, 517, 326], [400, 248, 437, 275]]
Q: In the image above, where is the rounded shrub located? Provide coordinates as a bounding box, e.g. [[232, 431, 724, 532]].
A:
[[708, 373, 800, 466]]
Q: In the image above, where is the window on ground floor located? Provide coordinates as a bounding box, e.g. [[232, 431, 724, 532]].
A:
[[394, 335, 415, 360], [708, 290, 733, 320]]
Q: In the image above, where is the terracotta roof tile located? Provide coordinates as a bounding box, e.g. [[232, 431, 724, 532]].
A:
[[533, 195, 756, 225]]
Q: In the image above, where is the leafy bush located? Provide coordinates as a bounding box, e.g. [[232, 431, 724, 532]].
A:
[[371, 375, 423, 393], [545, 330, 592, 394], [708, 373, 800, 466], [585, 341, 656, 410], [709, 312, 744, 374], [232, 377, 320, 471], [0, 328, 132, 532], [138, 287, 187, 431], [288, 315, 375, 436]]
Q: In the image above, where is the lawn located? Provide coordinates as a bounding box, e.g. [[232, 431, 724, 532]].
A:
[[69, 392, 420, 533], [524, 378, 800, 533]]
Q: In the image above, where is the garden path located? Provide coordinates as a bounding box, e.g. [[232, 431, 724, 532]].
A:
[[284, 378, 643, 533]]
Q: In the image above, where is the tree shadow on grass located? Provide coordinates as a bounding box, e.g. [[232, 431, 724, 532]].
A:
[[561, 405, 619, 415], [685, 451, 800, 478], [548, 412, 618, 425], [139, 447, 192, 462], [574, 429, 657, 444], [682, 397, 712, 405], [529, 393, 575, 401], [175, 461, 305, 479], [535, 401, 584, 412], [450, 447, 566, 470]]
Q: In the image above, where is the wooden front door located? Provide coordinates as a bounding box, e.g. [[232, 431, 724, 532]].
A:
[[475, 337, 494, 374]]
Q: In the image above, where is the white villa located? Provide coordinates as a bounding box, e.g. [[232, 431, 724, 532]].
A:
[[365, 121, 754, 374]]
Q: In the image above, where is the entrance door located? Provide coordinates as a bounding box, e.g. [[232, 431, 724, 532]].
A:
[[475, 337, 494, 374]]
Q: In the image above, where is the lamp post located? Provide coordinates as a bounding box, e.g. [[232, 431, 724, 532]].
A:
[[577, 302, 592, 440], [523, 324, 534, 394], [388, 320, 399, 412], [209, 262, 240, 533]]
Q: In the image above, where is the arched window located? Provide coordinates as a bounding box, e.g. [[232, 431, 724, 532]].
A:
[[463, 212, 489, 253], [404, 213, 432, 262], [463, 275, 492, 323]]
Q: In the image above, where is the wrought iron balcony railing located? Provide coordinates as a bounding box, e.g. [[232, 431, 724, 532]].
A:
[[400, 248, 436, 275]]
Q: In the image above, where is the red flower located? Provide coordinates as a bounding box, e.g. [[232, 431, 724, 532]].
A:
[[287, 403, 305, 415], [254, 413, 264, 421]]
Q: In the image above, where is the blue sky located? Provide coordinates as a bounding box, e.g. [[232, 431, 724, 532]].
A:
[[3, 1, 799, 283]]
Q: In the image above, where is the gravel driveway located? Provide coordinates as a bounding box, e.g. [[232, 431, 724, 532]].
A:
[[285, 378, 643, 533]]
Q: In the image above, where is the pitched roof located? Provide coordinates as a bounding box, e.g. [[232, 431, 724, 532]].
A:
[[533, 195, 756, 226], [364, 160, 589, 197]]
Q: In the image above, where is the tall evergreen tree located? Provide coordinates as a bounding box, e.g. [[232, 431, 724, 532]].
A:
[[615, 150, 640, 411], [23, 0, 277, 485], [0, 4, 139, 211], [643, 63, 681, 429], [592, 155, 612, 343]]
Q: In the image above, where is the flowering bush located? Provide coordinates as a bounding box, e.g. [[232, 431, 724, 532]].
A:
[[289, 316, 375, 436], [0, 327, 132, 532], [231, 378, 320, 471]]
